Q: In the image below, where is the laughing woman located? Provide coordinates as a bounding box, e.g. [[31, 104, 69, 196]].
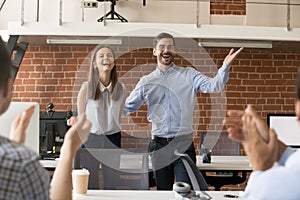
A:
[[77, 46, 126, 189]]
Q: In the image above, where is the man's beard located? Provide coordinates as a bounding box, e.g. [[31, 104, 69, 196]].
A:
[[159, 52, 174, 65]]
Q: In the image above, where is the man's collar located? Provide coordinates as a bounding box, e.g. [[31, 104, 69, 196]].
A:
[[156, 63, 175, 74]]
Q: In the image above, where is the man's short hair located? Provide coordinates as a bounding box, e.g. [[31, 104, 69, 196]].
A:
[[0, 37, 11, 88], [152, 32, 175, 48]]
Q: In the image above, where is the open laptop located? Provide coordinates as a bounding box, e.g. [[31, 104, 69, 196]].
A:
[[267, 114, 300, 148], [0, 102, 40, 154]]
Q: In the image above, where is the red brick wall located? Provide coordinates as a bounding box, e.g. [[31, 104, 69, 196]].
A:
[[8, 3, 296, 191], [210, 0, 246, 15], [12, 42, 299, 191], [13, 44, 300, 146]]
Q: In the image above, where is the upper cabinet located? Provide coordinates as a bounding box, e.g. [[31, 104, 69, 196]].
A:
[[0, 0, 299, 43]]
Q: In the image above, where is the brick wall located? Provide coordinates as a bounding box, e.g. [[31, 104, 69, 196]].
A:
[[8, 2, 298, 191], [13, 43, 300, 147], [12, 42, 299, 191], [210, 0, 246, 15]]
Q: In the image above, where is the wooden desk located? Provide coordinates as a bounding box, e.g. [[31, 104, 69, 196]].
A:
[[73, 190, 244, 200], [197, 156, 252, 171]]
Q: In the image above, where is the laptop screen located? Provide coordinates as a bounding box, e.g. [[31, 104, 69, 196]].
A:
[[0, 102, 39, 154], [267, 114, 300, 147]]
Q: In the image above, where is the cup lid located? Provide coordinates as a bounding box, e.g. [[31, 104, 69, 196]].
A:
[[72, 168, 90, 175]]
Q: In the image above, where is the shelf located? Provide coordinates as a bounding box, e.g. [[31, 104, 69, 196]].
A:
[[7, 21, 300, 44]]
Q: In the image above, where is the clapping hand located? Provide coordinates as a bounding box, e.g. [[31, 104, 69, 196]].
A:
[[223, 105, 268, 142], [222, 108, 244, 142], [9, 105, 35, 144], [62, 114, 91, 152], [242, 110, 278, 171], [223, 104, 281, 171]]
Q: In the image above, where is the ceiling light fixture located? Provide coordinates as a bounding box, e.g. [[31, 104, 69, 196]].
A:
[[46, 37, 122, 45], [198, 40, 273, 49]]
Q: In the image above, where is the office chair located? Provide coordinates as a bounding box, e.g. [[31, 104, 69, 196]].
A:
[[121, 134, 156, 188], [200, 132, 247, 191], [97, 0, 128, 22], [74, 148, 150, 190], [175, 151, 209, 191]]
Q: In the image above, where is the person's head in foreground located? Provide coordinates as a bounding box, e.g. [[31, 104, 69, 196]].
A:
[[0, 37, 13, 115], [0, 36, 91, 200]]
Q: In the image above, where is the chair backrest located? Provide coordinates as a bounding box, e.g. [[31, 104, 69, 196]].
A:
[[116, 148, 149, 190], [74, 148, 150, 190], [175, 151, 208, 191], [200, 131, 240, 156]]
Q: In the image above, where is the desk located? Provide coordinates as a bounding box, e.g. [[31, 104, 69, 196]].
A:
[[73, 190, 244, 200], [40, 156, 251, 190], [197, 156, 251, 191], [40, 159, 58, 169], [197, 156, 252, 171], [40, 155, 252, 171], [40, 156, 252, 171], [40, 159, 59, 178]]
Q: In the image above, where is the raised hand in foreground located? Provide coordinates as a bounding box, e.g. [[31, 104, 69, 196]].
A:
[[223, 104, 286, 171], [9, 105, 35, 144], [223, 104, 269, 142], [241, 107, 278, 171], [50, 114, 91, 200]]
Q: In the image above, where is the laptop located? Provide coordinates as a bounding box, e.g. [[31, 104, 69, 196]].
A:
[[0, 102, 40, 154], [267, 114, 300, 148]]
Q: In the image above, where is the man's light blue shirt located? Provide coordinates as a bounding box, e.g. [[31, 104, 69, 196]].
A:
[[245, 147, 300, 200], [123, 63, 230, 137]]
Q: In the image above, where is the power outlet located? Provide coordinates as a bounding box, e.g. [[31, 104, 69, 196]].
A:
[[83, 1, 98, 8]]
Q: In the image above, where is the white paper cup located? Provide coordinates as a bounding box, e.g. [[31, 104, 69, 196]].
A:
[[72, 168, 90, 195]]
